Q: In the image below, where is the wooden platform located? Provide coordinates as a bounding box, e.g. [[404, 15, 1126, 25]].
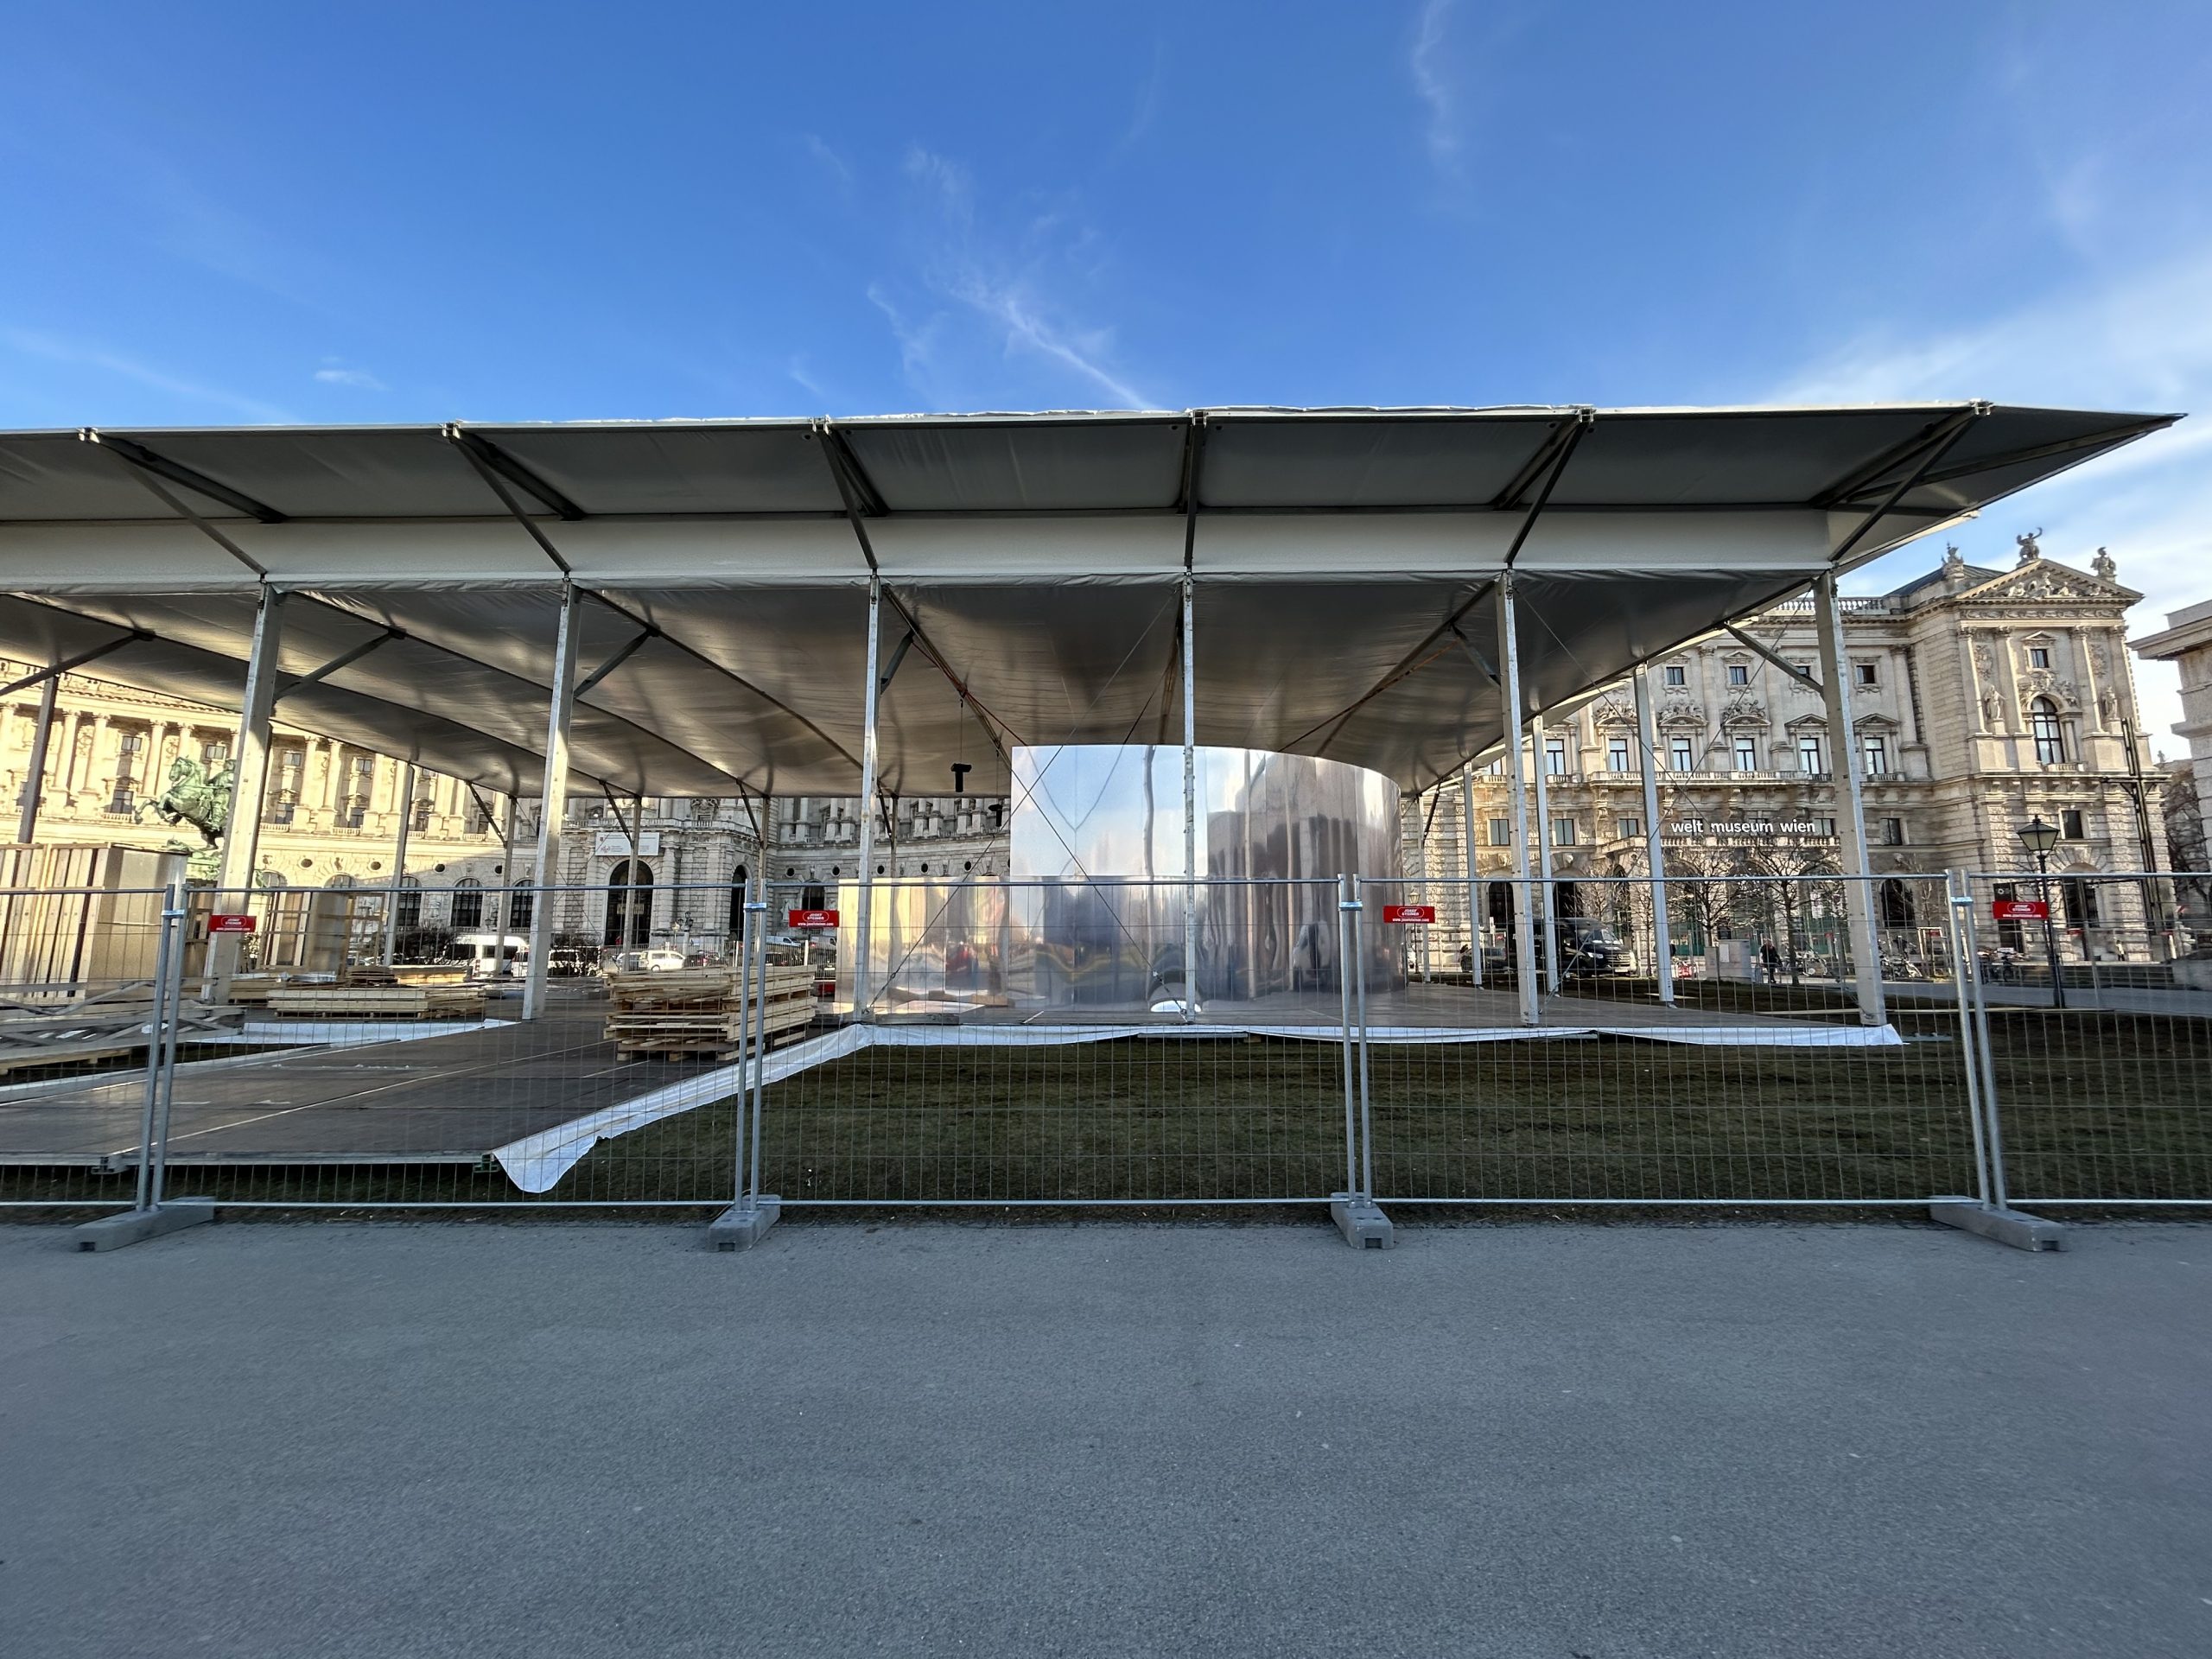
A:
[[603, 966, 815, 1060], [266, 985, 488, 1020]]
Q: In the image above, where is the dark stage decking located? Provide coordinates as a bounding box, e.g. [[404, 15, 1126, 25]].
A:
[[0, 982, 1878, 1172], [0, 1004, 685, 1167]]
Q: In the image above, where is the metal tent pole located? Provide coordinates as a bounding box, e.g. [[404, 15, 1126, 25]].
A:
[[524, 584, 580, 1022], [1180, 575, 1199, 1021], [747, 869, 769, 1200], [499, 791, 518, 975], [1459, 762, 1483, 987], [1813, 570, 1887, 1027], [1633, 665, 1675, 1005], [732, 873, 757, 1199], [1495, 575, 1540, 1027], [1409, 791, 1430, 982], [853, 576, 883, 1020], [381, 763, 416, 966], [16, 671, 58, 844], [208, 587, 284, 1000], [627, 790, 648, 950], [1530, 710, 1560, 993], [129, 885, 179, 1214], [1336, 872, 1358, 1195]]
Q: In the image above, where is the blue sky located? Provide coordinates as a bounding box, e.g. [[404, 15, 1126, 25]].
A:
[[3, 1, 2209, 742]]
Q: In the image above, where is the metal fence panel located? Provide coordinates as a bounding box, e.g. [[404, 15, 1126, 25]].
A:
[[1357, 873, 1990, 1205], [0, 883, 185, 1210], [1959, 871, 2212, 1205], [8, 866, 2207, 1214], [752, 877, 1351, 1205], [1, 882, 763, 1210]]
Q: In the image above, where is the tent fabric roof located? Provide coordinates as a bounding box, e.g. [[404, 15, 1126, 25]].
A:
[[0, 403, 2177, 798]]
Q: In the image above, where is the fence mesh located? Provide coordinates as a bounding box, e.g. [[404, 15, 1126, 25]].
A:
[[1357, 874, 1986, 1203], [747, 877, 1351, 1205], [3, 868, 2206, 1213], [1958, 871, 2212, 1205]]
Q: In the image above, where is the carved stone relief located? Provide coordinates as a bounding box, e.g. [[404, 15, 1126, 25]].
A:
[[2016, 669, 2082, 715], [1972, 639, 2005, 731]]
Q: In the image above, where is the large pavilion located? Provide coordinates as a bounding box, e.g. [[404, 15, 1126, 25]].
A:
[[0, 401, 2178, 1027]]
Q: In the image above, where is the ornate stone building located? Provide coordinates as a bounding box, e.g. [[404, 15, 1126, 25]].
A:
[[2133, 593, 2212, 855], [1399, 537, 2174, 961], [0, 660, 1001, 955]]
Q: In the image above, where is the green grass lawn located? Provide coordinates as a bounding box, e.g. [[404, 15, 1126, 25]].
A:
[[8, 1013, 2208, 1211]]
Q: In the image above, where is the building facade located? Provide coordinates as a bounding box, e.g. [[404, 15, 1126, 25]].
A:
[[3, 537, 2173, 964], [2132, 593, 2212, 855], [0, 661, 1002, 956], [1400, 538, 2175, 963]]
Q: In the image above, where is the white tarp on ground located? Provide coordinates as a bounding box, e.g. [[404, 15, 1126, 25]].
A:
[[489, 1018, 1905, 1193]]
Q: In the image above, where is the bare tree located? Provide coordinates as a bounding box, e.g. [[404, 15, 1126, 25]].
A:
[[2163, 768, 2212, 937], [1735, 844, 1842, 986]]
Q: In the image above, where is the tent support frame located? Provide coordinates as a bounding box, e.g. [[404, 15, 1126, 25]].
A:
[[852, 576, 884, 1018], [1634, 664, 1675, 1006], [1530, 711, 1560, 992], [1495, 573, 1541, 1027], [1814, 571, 1887, 1027], [524, 585, 581, 1021]]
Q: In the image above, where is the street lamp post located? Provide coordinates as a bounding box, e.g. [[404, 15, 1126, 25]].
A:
[[2016, 815, 2066, 1011]]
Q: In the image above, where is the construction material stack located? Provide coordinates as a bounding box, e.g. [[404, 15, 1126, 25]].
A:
[[265, 983, 488, 1020], [603, 966, 815, 1060]]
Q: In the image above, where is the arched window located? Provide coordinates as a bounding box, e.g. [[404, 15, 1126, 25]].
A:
[[2031, 698, 2067, 765], [505, 887, 532, 931], [326, 872, 358, 889], [452, 877, 485, 930], [396, 875, 423, 928], [728, 864, 749, 933], [605, 861, 652, 948], [254, 870, 287, 890]]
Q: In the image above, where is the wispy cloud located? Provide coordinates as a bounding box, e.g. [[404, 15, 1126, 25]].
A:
[[1770, 245, 2212, 751], [866, 145, 1158, 410], [786, 354, 830, 402], [801, 133, 855, 193], [1410, 0, 1460, 175], [314, 364, 386, 391], [1113, 40, 1167, 159], [1, 327, 292, 423], [865, 283, 949, 389]]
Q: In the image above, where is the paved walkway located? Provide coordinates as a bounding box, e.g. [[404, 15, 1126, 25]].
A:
[[5, 1220, 2209, 1658]]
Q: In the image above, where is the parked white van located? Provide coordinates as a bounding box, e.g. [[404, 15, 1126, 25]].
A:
[[451, 932, 530, 979]]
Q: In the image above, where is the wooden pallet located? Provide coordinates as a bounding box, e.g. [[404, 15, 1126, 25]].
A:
[[266, 986, 487, 1020], [604, 965, 815, 1059], [341, 964, 472, 988], [226, 975, 285, 1007]]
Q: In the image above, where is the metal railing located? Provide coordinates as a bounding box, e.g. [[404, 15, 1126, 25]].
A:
[[2, 869, 2204, 1215]]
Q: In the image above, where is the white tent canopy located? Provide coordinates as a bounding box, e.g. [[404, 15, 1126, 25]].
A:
[[0, 403, 2177, 798]]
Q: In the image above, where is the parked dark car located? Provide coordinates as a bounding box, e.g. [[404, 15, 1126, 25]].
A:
[[1459, 919, 1631, 979]]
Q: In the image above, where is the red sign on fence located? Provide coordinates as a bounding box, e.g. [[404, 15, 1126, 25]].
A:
[[787, 908, 839, 929], [207, 913, 257, 933], [1992, 899, 2050, 921], [1382, 905, 1437, 925]]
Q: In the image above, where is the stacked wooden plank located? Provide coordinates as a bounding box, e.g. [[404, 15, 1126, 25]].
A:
[[266, 984, 487, 1020], [226, 975, 285, 1007], [603, 966, 815, 1060], [340, 964, 470, 987], [0, 997, 244, 1076]]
